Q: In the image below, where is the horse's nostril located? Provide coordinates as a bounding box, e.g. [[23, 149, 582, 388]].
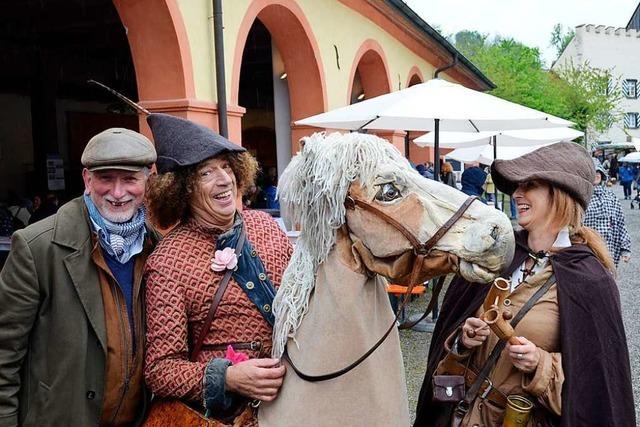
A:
[[490, 225, 500, 241]]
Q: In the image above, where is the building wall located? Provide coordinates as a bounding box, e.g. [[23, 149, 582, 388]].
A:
[[554, 24, 640, 143], [177, 0, 456, 108], [173, 0, 480, 161]]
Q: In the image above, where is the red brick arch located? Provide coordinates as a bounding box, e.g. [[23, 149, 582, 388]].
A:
[[112, 0, 211, 135], [347, 39, 392, 103], [406, 66, 424, 87], [231, 0, 327, 150]]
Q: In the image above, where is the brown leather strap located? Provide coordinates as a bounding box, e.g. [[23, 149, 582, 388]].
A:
[[453, 274, 556, 418], [442, 360, 507, 408], [190, 225, 247, 362], [345, 196, 424, 249], [398, 275, 446, 330], [201, 340, 263, 353], [345, 195, 477, 255], [421, 196, 477, 253]]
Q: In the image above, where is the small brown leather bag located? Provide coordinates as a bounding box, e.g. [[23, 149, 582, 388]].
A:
[[432, 375, 466, 403]]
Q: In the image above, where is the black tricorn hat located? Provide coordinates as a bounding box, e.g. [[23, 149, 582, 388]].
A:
[[147, 113, 245, 174]]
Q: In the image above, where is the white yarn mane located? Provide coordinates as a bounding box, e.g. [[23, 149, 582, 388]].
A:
[[271, 131, 412, 357]]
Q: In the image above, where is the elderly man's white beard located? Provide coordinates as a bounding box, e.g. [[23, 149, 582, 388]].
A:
[[97, 196, 142, 223]]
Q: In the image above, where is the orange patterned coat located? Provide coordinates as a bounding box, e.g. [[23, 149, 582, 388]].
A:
[[144, 210, 292, 424]]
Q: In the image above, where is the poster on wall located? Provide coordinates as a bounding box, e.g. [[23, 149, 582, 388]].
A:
[[47, 154, 65, 191]]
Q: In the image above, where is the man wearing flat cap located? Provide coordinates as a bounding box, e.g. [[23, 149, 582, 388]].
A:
[[0, 128, 161, 426]]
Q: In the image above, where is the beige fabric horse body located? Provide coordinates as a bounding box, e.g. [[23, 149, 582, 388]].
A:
[[259, 133, 514, 426]]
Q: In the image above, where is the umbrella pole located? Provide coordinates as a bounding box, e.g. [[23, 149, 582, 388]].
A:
[[434, 118, 440, 182], [493, 135, 498, 209], [404, 131, 410, 159]]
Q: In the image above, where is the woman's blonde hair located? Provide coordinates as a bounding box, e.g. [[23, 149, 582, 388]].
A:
[[547, 185, 615, 272], [442, 162, 453, 174]]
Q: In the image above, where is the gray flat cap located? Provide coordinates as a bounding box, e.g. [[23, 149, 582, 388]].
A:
[[81, 128, 156, 172], [491, 142, 595, 209], [147, 113, 245, 174]]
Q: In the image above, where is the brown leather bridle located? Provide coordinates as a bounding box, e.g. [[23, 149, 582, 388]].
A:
[[284, 194, 479, 382]]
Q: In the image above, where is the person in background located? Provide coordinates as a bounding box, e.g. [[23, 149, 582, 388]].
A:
[[28, 192, 60, 225], [483, 166, 496, 204], [425, 162, 435, 180], [609, 154, 619, 181], [259, 175, 280, 210], [6, 192, 30, 229], [440, 162, 457, 188], [583, 160, 631, 266], [460, 163, 487, 201], [618, 162, 635, 200], [416, 163, 428, 178], [0, 128, 160, 426]]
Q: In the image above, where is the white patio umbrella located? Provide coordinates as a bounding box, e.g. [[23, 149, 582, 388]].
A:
[[445, 143, 554, 164], [619, 152, 640, 163], [413, 127, 584, 148], [295, 78, 572, 180], [417, 127, 582, 203]]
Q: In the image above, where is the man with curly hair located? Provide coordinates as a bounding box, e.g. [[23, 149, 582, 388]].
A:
[[142, 114, 292, 427]]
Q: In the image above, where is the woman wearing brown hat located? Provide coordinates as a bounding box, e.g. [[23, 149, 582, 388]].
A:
[[414, 142, 635, 427], [142, 114, 292, 426]]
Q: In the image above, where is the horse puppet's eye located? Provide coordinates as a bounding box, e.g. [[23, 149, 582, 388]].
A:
[[375, 183, 402, 202]]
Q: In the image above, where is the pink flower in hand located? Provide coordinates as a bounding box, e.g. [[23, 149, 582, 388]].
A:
[[225, 345, 249, 365], [211, 247, 238, 272]]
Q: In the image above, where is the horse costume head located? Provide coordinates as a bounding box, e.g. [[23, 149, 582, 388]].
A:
[[272, 132, 514, 357]]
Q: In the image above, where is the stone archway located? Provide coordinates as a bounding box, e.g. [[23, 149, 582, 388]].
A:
[[347, 39, 392, 103], [112, 0, 214, 136], [232, 0, 327, 152], [406, 66, 424, 87], [348, 40, 402, 151]]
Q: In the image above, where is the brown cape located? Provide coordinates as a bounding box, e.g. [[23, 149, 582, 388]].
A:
[[413, 230, 636, 427]]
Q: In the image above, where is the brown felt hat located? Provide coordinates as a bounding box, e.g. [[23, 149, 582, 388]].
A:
[[491, 142, 595, 209], [82, 128, 156, 172]]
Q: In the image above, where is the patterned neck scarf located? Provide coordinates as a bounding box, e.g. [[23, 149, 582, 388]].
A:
[[83, 194, 147, 264]]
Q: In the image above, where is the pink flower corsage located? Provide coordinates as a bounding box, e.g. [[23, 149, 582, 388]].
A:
[[225, 345, 249, 364], [211, 247, 238, 272]]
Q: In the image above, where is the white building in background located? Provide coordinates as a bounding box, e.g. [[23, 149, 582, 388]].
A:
[[552, 24, 640, 144]]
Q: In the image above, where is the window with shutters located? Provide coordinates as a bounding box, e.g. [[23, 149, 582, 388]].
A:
[[622, 79, 638, 99], [624, 112, 639, 129]]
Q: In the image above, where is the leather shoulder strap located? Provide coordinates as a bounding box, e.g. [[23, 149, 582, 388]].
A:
[[190, 224, 247, 362], [455, 274, 556, 414]]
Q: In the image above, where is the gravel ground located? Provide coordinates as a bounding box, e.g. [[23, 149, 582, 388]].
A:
[[400, 183, 640, 423]]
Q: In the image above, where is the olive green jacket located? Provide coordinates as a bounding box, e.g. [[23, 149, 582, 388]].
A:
[[0, 197, 160, 426]]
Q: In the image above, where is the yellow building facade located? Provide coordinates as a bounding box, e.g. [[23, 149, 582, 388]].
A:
[[0, 0, 491, 200]]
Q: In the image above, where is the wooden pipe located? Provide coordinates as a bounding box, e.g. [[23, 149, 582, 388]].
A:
[[480, 278, 522, 345]]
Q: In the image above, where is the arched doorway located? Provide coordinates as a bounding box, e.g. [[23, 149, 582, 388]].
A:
[[347, 40, 392, 103], [348, 40, 402, 152], [406, 66, 424, 87], [0, 0, 140, 203], [232, 0, 326, 181], [113, 0, 201, 132]]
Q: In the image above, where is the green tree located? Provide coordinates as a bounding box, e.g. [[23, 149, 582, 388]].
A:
[[553, 60, 623, 145], [451, 30, 621, 146], [550, 23, 575, 59], [454, 30, 487, 60]]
